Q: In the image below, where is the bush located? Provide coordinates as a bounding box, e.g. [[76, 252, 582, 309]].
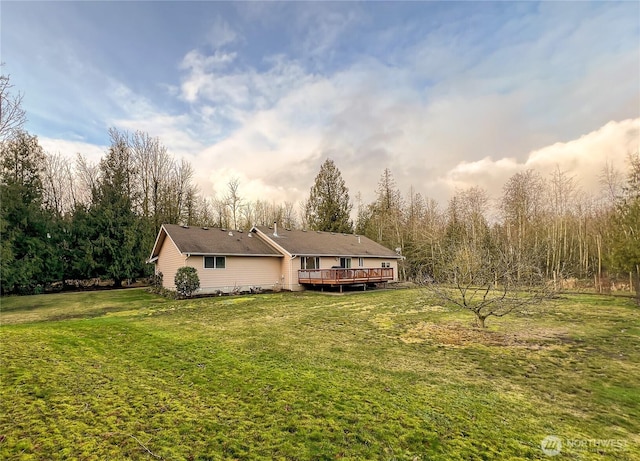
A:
[[174, 266, 200, 298], [149, 272, 163, 292]]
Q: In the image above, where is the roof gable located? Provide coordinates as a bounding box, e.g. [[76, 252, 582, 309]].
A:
[[151, 224, 283, 258], [254, 226, 401, 258]]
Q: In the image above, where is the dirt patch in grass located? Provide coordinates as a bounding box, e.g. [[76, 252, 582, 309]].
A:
[[401, 321, 571, 349]]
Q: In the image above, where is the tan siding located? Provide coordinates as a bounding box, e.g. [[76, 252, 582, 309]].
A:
[[391, 260, 399, 281], [156, 236, 186, 289], [365, 258, 399, 281], [282, 256, 299, 291], [186, 256, 282, 293], [319, 256, 336, 269]]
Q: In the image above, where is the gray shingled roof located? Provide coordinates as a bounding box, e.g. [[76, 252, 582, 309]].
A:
[[254, 226, 401, 258], [155, 224, 282, 257]]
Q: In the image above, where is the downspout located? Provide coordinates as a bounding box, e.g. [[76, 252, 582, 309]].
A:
[[290, 255, 296, 290]]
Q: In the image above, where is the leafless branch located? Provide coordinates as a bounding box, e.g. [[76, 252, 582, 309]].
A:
[[0, 71, 26, 142], [130, 435, 163, 460]]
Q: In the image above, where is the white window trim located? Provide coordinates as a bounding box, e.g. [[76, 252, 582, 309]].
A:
[[204, 256, 226, 269], [301, 256, 320, 270]]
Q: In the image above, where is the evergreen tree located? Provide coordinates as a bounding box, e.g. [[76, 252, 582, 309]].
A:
[[84, 130, 146, 286], [0, 131, 60, 293], [304, 159, 353, 233], [67, 203, 100, 281]]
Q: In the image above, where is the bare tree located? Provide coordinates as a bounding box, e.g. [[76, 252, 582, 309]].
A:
[[41, 152, 75, 216], [241, 200, 256, 229], [547, 167, 579, 280], [422, 245, 557, 328], [282, 201, 298, 229], [599, 159, 624, 205], [163, 158, 195, 225], [0, 71, 26, 142], [298, 199, 309, 230], [499, 170, 547, 281], [75, 153, 101, 206], [131, 131, 170, 222], [225, 177, 243, 230], [212, 195, 230, 229], [248, 199, 286, 228], [194, 195, 216, 227]]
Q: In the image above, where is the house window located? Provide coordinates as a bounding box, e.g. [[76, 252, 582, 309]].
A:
[[358, 258, 364, 267], [339, 257, 352, 269], [301, 256, 320, 270], [204, 256, 226, 269], [382, 262, 390, 268]]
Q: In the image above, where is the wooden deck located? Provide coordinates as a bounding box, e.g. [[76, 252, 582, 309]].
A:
[[298, 267, 394, 287]]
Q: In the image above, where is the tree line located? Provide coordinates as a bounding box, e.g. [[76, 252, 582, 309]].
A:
[[1, 72, 638, 299], [0, 125, 306, 294]]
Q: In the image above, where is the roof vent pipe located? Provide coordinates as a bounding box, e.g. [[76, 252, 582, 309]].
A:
[[273, 221, 278, 237]]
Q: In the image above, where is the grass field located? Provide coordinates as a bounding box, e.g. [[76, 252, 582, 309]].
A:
[[1, 288, 639, 460]]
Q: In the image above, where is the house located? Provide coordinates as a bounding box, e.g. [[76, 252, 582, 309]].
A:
[[149, 223, 402, 294]]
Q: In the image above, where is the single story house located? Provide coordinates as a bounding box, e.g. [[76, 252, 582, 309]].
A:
[[149, 223, 402, 293]]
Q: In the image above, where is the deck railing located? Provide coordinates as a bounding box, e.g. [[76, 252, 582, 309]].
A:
[[298, 267, 394, 285]]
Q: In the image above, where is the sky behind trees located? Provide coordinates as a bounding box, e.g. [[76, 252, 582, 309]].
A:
[[2, 1, 638, 206]]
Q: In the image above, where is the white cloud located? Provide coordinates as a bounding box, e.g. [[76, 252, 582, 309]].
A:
[[206, 16, 239, 49], [23, 2, 637, 217], [293, 5, 364, 61], [174, 26, 639, 209], [443, 118, 640, 200], [110, 113, 204, 157], [166, 1, 638, 213], [39, 137, 106, 164], [181, 50, 237, 73]]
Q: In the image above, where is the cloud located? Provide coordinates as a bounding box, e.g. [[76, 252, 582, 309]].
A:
[[176, 27, 639, 208], [39, 137, 106, 164], [169, 2, 637, 212], [181, 50, 238, 72], [443, 118, 640, 200], [206, 16, 239, 49], [293, 4, 365, 62], [15, 1, 637, 216]]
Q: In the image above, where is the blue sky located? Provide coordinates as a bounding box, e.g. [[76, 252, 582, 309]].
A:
[[2, 1, 639, 206]]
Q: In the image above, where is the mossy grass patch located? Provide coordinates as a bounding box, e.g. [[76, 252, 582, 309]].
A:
[[1, 289, 638, 459]]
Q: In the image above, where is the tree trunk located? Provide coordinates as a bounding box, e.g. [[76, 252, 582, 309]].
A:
[[476, 313, 487, 329], [634, 265, 640, 306], [596, 233, 602, 293]]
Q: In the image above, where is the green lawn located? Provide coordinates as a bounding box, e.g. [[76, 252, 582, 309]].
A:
[[1, 288, 638, 460]]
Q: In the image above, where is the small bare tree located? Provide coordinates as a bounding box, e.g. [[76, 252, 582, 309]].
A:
[[422, 242, 558, 329]]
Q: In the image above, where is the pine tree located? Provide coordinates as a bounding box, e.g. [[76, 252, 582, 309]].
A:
[[304, 159, 353, 233], [0, 131, 60, 293], [84, 129, 146, 286]]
